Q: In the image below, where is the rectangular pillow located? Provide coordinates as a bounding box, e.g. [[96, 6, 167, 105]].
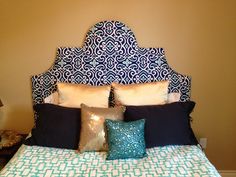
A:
[[57, 82, 111, 108], [24, 103, 81, 149], [44, 89, 180, 105], [124, 101, 198, 148], [79, 104, 125, 152], [112, 81, 169, 106]]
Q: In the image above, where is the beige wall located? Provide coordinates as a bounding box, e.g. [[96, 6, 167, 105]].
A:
[[0, 0, 235, 170]]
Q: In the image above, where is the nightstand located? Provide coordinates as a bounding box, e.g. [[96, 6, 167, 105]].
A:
[[0, 134, 27, 170]]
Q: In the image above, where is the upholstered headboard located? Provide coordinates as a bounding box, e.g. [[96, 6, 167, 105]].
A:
[[32, 20, 191, 107]]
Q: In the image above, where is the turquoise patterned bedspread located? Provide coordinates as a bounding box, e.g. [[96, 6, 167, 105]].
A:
[[0, 145, 220, 177]]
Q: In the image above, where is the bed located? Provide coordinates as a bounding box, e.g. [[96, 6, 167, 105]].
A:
[[0, 21, 220, 177]]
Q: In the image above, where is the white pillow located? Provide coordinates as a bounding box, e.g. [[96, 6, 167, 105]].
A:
[[44, 92, 59, 104], [167, 92, 181, 103]]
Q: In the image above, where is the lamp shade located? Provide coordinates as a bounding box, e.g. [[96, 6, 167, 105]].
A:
[[0, 99, 3, 107]]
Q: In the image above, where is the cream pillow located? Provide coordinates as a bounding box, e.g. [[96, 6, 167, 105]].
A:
[[57, 82, 111, 108], [112, 81, 169, 106], [44, 92, 59, 104], [167, 92, 181, 103]]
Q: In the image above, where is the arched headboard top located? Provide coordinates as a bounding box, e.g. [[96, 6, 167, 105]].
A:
[[32, 20, 191, 107], [83, 21, 139, 54]]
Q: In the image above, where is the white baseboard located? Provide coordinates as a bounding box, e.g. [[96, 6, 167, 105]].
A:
[[219, 170, 236, 177]]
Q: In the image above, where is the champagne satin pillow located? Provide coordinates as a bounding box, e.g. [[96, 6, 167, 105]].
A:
[[79, 104, 125, 152], [112, 81, 169, 106], [57, 82, 111, 108]]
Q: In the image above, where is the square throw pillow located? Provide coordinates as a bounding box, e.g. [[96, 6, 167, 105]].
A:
[[112, 81, 169, 106], [124, 101, 198, 148], [106, 119, 147, 160], [57, 82, 111, 108], [78, 104, 125, 152], [24, 103, 81, 149]]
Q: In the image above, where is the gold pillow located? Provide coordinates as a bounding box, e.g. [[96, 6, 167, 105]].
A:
[[79, 104, 125, 152], [112, 81, 169, 106], [57, 82, 111, 108]]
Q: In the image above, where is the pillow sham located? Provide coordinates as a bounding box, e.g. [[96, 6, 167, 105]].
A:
[[57, 82, 111, 108], [106, 119, 147, 160], [78, 104, 125, 152], [44, 91, 59, 104], [167, 92, 181, 103], [24, 103, 81, 149], [112, 81, 169, 106], [44, 87, 179, 105], [124, 101, 198, 148]]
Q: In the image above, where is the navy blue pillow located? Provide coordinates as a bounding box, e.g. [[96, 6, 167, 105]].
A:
[[24, 103, 81, 149], [124, 101, 198, 148]]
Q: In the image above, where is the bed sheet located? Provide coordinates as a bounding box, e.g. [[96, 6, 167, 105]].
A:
[[0, 145, 220, 177]]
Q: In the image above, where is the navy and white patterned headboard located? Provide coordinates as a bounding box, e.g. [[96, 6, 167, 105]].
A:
[[32, 20, 191, 107]]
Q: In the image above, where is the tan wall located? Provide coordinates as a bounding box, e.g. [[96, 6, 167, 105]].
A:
[[0, 0, 235, 170]]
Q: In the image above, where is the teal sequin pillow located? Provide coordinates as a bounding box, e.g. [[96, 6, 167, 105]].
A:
[[105, 119, 147, 160]]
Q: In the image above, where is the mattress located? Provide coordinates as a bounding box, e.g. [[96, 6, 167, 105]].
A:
[[0, 145, 220, 177]]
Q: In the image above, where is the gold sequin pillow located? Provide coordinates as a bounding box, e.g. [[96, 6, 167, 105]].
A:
[[112, 81, 169, 106], [78, 104, 125, 152], [57, 82, 111, 108]]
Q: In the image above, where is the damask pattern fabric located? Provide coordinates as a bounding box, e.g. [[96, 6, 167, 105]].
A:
[[31, 20, 191, 122], [1, 145, 220, 176]]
